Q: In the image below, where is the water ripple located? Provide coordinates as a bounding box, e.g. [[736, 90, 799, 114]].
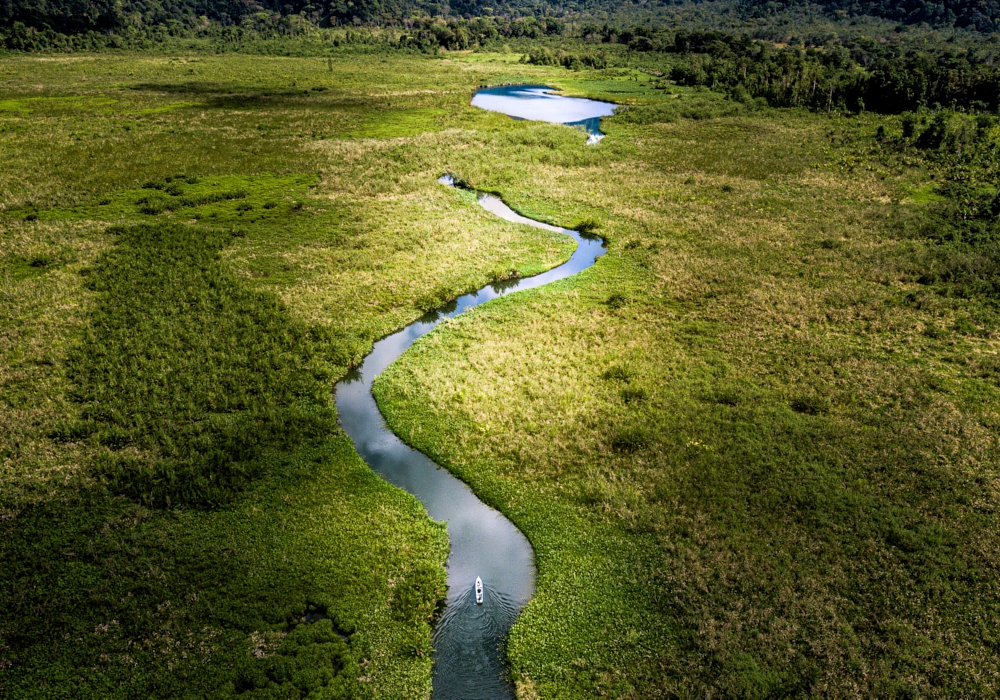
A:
[[432, 584, 521, 700]]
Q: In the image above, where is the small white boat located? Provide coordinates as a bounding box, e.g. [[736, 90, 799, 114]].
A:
[[475, 577, 484, 605]]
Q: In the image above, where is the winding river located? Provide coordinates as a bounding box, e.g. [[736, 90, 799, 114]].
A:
[[334, 87, 615, 700]]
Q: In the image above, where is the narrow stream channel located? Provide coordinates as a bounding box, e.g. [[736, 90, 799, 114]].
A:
[[334, 87, 613, 700]]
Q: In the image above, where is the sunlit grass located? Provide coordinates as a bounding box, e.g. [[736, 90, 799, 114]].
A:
[[3, 44, 1000, 699], [375, 104, 1000, 697]]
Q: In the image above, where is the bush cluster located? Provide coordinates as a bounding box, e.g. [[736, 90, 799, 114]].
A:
[[520, 46, 609, 70], [662, 30, 1000, 114], [871, 110, 1000, 301]]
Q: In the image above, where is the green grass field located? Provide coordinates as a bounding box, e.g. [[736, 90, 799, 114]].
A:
[[2, 47, 999, 698]]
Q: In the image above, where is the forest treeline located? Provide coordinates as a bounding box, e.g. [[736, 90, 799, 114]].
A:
[[8, 6, 1000, 119], [8, 0, 1000, 33], [0, 11, 568, 51], [514, 26, 1000, 115], [741, 0, 1000, 33], [0, 0, 566, 34], [662, 29, 1000, 113]]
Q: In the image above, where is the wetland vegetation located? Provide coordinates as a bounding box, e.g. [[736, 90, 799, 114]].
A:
[[4, 8, 1000, 699]]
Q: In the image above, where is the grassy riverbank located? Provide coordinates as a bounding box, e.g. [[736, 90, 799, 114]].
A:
[[375, 82, 1000, 697], [3, 46, 1000, 698], [0, 51, 579, 697]]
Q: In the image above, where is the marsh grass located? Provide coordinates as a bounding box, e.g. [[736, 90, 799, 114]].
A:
[[70, 222, 338, 507], [6, 45, 1000, 699], [0, 48, 631, 698], [1, 190, 452, 697], [373, 92, 1000, 697]]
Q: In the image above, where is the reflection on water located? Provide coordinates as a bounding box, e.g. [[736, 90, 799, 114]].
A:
[[334, 176, 606, 700], [470, 84, 616, 144], [489, 276, 523, 294], [432, 585, 521, 700]]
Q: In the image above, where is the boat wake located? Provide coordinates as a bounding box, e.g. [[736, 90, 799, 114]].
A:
[[432, 584, 521, 700]]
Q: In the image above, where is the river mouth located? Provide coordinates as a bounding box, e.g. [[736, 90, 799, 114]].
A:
[[471, 84, 617, 144], [334, 176, 605, 699]]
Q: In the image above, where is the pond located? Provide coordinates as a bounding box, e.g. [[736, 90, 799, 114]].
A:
[[471, 84, 617, 143]]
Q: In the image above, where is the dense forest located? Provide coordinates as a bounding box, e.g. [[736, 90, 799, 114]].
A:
[[663, 29, 1000, 113], [0, 0, 561, 32], [741, 0, 1000, 32], [10, 0, 1000, 36]]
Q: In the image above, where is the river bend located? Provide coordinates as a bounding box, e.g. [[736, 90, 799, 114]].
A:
[[335, 86, 612, 700]]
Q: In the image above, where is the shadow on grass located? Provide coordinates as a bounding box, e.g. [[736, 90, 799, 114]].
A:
[[0, 216, 365, 697], [129, 83, 370, 111], [66, 222, 340, 508], [0, 482, 360, 698]]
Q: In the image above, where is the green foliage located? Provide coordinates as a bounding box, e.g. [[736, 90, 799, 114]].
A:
[[865, 110, 1000, 300], [609, 426, 648, 452], [136, 188, 249, 215], [663, 29, 1000, 114], [0, 50, 588, 699], [6, 4, 1000, 128], [0, 162, 452, 697], [368, 85, 1000, 697], [521, 46, 610, 71], [616, 86, 751, 124], [396, 16, 562, 53], [601, 364, 633, 382], [8, 41, 1000, 700], [619, 385, 647, 404], [240, 620, 361, 699], [69, 222, 338, 507], [741, 0, 1000, 32], [0, 496, 339, 698], [604, 291, 628, 308], [788, 393, 830, 414]]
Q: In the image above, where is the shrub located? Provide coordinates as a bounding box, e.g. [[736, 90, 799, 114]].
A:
[[602, 364, 632, 382], [789, 394, 830, 415], [610, 426, 648, 453], [713, 388, 742, 406], [620, 386, 648, 404], [138, 189, 249, 215], [606, 292, 628, 309]]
